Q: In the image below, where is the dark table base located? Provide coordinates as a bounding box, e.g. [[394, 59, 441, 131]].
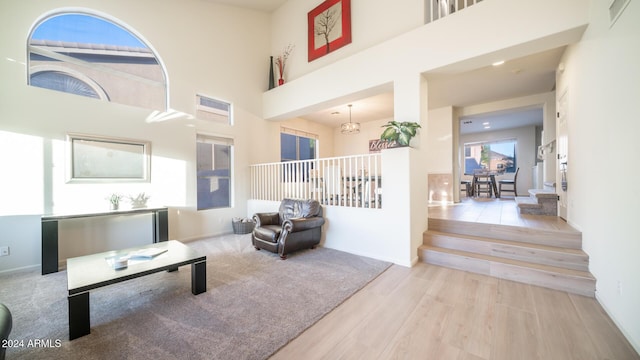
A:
[[66, 241, 205, 340]]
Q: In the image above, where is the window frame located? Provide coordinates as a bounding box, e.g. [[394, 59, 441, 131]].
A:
[[280, 127, 318, 162], [195, 94, 233, 125], [66, 133, 151, 183], [27, 9, 169, 111], [196, 134, 234, 210], [463, 138, 517, 175]]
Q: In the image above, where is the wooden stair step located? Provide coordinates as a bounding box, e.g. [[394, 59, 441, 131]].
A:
[[424, 231, 589, 271], [419, 245, 596, 297], [528, 189, 558, 198], [515, 196, 541, 208], [428, 218, 582, 249]]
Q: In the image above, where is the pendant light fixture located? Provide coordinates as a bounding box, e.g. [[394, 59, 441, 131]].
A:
[[340, 104, 360, 134]]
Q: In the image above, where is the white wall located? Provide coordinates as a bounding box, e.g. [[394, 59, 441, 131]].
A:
[[0, 0, 273, 271], [427, 106, 454, 173], [333, 118, 392, 156], [0, 216, 41, 272], [264, 0, 588, 121], [270, 0, 425, 83], [557, 0, 640, 352]]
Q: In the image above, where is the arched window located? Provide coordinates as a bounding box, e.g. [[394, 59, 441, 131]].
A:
[[28, 11, 168, 111]]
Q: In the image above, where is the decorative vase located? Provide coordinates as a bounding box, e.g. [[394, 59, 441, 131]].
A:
[[268, 56, 275, 90], [110, 203, 119, 211], [279, 78, 284, 86]]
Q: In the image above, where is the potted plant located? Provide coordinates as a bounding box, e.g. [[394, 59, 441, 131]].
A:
[[380, 121, 422, 147], [128, 192, 150, 209], [274, 44, 294, 86], [107, 193, 123, 210]]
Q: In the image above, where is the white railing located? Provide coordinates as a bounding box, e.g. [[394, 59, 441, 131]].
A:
[[427, 0, 483, 23], [250, 154, 383, 209]]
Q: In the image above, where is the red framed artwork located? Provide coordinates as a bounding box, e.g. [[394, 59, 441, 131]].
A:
[[307, 0, 351, 62]]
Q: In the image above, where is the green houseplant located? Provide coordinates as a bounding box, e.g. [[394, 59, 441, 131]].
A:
[[107, 193, 123, 210], [380, 121, 422, 147]]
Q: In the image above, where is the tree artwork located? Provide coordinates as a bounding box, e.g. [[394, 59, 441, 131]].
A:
[[314, 6, 340, 54], [308, 0, 351, 62]]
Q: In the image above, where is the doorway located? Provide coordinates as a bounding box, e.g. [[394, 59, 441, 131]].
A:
[[557, 89, 569, 219]]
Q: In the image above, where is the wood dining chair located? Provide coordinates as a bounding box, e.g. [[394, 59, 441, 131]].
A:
[[461, 179, 472, 197], [498, 167, 519, 197], [472, 169, 493, 197], [475, 176, 493, 197]]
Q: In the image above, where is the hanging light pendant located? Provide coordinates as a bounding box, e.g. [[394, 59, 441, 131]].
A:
[[341, 104, 360, 134]]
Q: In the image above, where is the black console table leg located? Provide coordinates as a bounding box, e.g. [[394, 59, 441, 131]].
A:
[[41, 220, 59, 275], [153, 209, 169, 243], [191, 261, 206, 295], [69, 292, 90, 340]]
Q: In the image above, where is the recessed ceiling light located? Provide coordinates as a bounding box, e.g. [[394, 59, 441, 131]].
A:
[[492, 60, 505, 66], [484, 126, 491, 129], [482, 122, 490, 125]]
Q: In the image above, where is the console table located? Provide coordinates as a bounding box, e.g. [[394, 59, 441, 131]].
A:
[[41, 206, 168, 275]]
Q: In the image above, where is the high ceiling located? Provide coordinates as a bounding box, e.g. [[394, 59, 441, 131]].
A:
[[202, 0, 565, 135], [202, 0, 287, 12]]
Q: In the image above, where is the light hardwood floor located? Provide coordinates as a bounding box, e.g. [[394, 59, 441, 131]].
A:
[[428, 197, 576, 232], [271, 263, 638, 360], [271, 199, 639, 359]]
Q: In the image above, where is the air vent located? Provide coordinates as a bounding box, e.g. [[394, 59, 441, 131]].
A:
[[609, 0, 630, 27]]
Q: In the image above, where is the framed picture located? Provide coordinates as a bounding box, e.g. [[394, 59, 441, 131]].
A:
[[308, 0, 351, 62], [67, 133, 151, 182]]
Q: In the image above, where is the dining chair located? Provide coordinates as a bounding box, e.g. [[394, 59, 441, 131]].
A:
[[475, 176, 493, 197], [498, 167, 519, 197], [460, 179, 472, 197], [323, 165, 342, 205], [362, 178, 382, 208], [472, 169, 493, 197]]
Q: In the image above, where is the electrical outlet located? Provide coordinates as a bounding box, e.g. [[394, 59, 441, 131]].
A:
[[617, 281, 622, 296], [0, 246, 9, 257]]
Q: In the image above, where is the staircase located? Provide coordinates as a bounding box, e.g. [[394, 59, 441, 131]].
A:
[[419, 218, 596, 297], [515, 189, 558, 216]]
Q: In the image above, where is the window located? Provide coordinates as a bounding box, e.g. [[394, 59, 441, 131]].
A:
[[197, 135, 233, 210], [280, 128, 318, 162], [67, 133, 150, 182], [30, 70, 104, 99], [28, 11, 167, 110], [196, 94, 232, 125], [464, 139, 517, 174]]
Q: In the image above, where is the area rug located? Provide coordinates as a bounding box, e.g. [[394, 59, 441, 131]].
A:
[[0, 235, 391, 359]]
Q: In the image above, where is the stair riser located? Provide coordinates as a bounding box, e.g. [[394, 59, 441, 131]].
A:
[[516, 193, 558, 216], [492, 262, 595, 297], [428, 218, 582, 249], [420, 249, 595, 297], [425, 233, 589, 271]]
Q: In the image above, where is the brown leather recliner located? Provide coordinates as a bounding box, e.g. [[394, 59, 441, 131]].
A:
[[252, 198, 325, 259], [0, 303, 12, 360]]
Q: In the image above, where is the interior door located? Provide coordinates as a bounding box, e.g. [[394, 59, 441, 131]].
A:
[[557, 90, 569, 219]]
